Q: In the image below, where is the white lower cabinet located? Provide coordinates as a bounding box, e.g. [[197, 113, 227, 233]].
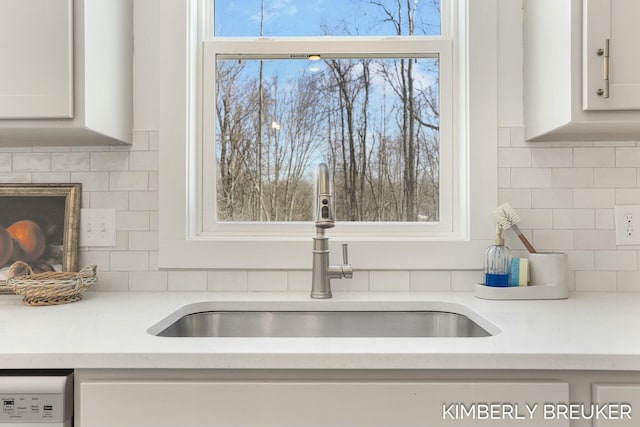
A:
[[78, 379, 569, 427], [592, 384, 639, 427]]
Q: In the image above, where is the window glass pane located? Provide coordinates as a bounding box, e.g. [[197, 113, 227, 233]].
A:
[[214, 0, 441, 37], [215, 57, 440, 222]]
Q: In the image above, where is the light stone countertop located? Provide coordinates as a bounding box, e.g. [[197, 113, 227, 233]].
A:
[[0, 291, 637, 371]]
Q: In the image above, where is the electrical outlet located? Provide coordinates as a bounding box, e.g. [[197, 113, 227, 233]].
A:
[[80, 208, 116, 247], [614, 205, 640, 245]]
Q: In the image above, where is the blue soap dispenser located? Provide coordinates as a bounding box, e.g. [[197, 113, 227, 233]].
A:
[[484, 225, 511, 287]]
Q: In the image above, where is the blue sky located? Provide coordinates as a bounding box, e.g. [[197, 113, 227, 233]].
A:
[[215, 0, 441, 37]]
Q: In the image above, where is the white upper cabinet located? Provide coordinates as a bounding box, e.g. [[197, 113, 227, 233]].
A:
[[584, 0, 640, 110], [524, 0, 640, 141], [0, 0, 132, 146], [0, 0, 73, 119]]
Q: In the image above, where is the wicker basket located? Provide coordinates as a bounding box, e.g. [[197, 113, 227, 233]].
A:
[[7, 261, 97, 306]]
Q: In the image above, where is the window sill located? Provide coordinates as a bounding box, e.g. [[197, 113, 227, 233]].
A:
[[158, 238, 489, 270]]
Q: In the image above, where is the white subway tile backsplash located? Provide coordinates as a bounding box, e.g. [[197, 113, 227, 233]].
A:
[[410, 271, 451, 291], [0, 173, 31, 183], [595, 209, 615, 229], [552, 209, 594, 230], [90, 152, 129, 171], [13, 153, 50, 171], [551, 168, 593, 188], [90, 191, 129, 210], [287, 270, 311, 292], [70, 172, 110, 191], [79, 250, 111, 270], [52, 152, 90, 171], [518, 209, 553, 229], [595, 250, 638, 271], [509, 126, 526, 147], [594, 168, 636, 188], [32, 172, 71, 183], [370, 271, 410, 291], [149, 251, 159, 271], [114, 231, 129, 251], [616, 272, 640, 292], [573, 189, 615, 208], [0, 154, 11, 172], [565, 250, 595, 271], [3, 125, 639, 293], [248, 271, 287, 291], [511, 168, 551, 188], [129, 271, 167, 291], [498, 127, 510, 147], [532, 230, 574, 250], [110, 171, 149, 191], [117, 211, 150, 231], [129, 151, 158, 171], [573, 147, 615, 167], [531, 189, 573, 208], [92, 271, 129, 291], [574, 230, 617, 250], [498, 168, 511, 188], [148, 171, 159, 191], [129, 191, 158, 210], [531, 148, 572, 167], [131, 131, 150, 151], [451, 270, 483, 291], [616, 147, 640, 167], [615, 189, 640, 204], [498, 148, 531, 167], [128, 231, 159, 251], [574, 271, 617, 292], [168, 271, 207, 291], [149, 212, 159, 231], [498, 189, 531, 208], [110, 251, 149, 271], [595, 140, 635, 147], [208, 270, 248, 291]]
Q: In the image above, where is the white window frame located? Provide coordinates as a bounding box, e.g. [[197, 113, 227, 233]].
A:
[[158, 0, 497, 270]]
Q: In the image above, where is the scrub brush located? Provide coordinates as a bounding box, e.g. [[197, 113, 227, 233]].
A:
[[494, 203, 537, 253]]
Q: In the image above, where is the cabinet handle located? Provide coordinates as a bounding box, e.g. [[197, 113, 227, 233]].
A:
[[596, 38, 610, 98]]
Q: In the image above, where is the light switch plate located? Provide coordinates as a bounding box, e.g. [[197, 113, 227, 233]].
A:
[[80, 208, 116, 247], [614, 205, 640, 245]]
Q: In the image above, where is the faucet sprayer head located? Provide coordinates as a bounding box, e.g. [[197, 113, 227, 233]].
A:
[[315, 163, 335, 229]]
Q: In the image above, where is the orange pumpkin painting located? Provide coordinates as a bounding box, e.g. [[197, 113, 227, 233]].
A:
[[7, 220, 46, 263], [0, 194, 67, 278]]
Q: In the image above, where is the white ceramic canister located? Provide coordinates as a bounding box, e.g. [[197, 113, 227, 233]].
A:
[[528, 252, 568, 286]]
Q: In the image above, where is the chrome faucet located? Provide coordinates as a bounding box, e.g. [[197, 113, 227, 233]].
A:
[[310, 163, 353, 299]]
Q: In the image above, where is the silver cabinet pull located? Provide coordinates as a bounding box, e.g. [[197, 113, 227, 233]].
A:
[[596, 38, 610, 98]]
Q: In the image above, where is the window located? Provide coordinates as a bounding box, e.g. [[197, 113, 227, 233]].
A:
[[201, 0, 455, 237], [158, 0, 497, 270]]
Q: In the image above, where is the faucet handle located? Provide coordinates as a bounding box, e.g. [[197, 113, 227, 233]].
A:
[[342, 243, 349, 265]]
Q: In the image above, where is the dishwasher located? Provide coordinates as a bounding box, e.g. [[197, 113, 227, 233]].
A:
[[0, 371, 73, 427]]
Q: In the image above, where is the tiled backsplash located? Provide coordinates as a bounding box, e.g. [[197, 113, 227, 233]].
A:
[[1, 127, 638, 292], [498, 127, 640, 292]]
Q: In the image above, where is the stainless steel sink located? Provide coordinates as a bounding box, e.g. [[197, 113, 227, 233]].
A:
[[154, 310, 492, 338]]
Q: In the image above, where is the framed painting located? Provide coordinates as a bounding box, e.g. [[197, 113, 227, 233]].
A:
[[0, 184, 81, 291]]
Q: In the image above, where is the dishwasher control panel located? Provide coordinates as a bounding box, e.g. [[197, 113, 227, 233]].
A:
[[0, 373, 72, 425], [0, 394, 64, 422]]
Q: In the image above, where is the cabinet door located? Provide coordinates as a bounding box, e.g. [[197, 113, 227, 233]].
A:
[[79, 380, 569, 427], [584, 0, 640, 110], [592, 384, 638, 427], [0, 0, 73, 118]]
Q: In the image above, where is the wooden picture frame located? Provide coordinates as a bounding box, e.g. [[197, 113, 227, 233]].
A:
[[0, 183, 81, 291]]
